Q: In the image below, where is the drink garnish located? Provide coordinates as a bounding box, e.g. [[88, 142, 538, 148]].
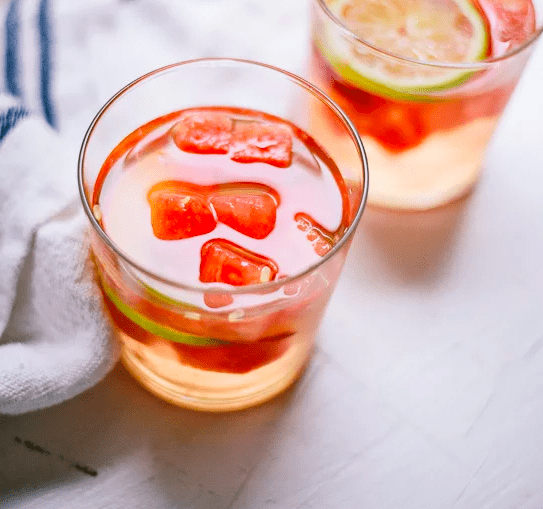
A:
[[200, 239, 279, 286], [230, 121, 293, 168], [148, 181, 217, 240], [295, 213, 335, 256], [171, 111, 233, 154], [209, 190, 277, 239], [323, 0, 490, 97], [171, 111, 293, 167]]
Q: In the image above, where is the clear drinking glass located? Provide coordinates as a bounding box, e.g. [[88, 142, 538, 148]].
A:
[[78, 59, 369, 412], [311, 0, 543, 210]]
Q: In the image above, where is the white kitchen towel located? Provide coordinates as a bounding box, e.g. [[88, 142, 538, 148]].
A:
[[0, 101, 119, 415], [0, 0, 119, 415]]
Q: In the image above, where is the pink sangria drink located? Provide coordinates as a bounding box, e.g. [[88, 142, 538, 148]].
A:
[[311, 0, 542, 210], [78, 60, 368, 411]]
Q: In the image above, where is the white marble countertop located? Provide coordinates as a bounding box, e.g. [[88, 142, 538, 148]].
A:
[[2, 1, 543, 507]]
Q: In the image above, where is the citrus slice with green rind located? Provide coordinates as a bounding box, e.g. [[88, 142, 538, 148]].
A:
[[102, 281, 225, 346], [321, 0, 489, 98]]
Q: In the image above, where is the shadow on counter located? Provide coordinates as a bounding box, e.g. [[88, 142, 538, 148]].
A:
[[350, 193, 472, 288]]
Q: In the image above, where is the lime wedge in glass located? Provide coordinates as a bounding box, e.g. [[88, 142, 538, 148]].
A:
[[322, 0, 489, 98], [102, 280, 225, 346]]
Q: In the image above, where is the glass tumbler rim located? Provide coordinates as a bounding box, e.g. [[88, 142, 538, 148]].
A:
[[78, 57, 369, 296], [314, 0, 543, 69]]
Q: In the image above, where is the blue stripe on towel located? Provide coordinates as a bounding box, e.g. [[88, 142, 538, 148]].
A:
[[5, 0, 21, 98], [38, 0, 56, 128], [0, 106, 29, 144]]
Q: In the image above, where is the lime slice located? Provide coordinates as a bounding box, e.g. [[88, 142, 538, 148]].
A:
[[102, 281, 225, 346], [322, 0, 489, 98]]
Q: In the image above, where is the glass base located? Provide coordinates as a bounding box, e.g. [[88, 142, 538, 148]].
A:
[[119, 332, 313, 412], [360, 125, 490, 211]]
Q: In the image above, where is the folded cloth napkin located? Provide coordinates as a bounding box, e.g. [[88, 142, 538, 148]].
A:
[[0, 99, 119, 415]]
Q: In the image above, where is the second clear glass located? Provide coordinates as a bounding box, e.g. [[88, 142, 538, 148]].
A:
[[311, 0, 543, 210]]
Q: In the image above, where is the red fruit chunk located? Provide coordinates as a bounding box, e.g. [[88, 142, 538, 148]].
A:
[[171, 111, 233, 154], [200, 239, 278, 286], [173, 336, 290, 374], [148, 182, 217, 240], [209, 191, 277, 239], [372, 104, 427, 153], [482, 0, 536, 49], [295, 213, 334, 257], [204, 292, 234, 309], [230, 121, 293, 168], [321, 60, 427, 151]]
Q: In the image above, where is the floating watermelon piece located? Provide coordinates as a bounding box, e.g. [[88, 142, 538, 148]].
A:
[[203, 292, 234, 309], [230, 121, 293, 168], [171, 111, 233, 154], [200, 239, 278, 286], [295, 213, 334, 257], [209, 191, 277, 239], [148, 181, 217, 240]]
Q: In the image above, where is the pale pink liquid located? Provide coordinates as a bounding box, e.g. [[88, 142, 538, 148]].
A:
[[99, 112, 345, 297]]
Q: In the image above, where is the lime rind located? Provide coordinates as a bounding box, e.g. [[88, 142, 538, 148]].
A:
[[321, 46, 481, 101], [102, 281, 225, 346], [322, 0, 489, 99]]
